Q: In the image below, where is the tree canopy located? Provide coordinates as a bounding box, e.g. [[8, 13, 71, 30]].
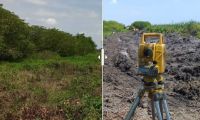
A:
[[0, 7, 96, 60], [129, 21, 151, 30], [103, 20, 127, 36]]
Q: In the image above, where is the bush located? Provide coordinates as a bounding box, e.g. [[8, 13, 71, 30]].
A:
[[185, 21, 200, 36], [103, 20, 127, 36], [0, 7, 34, 60], [130, 21, 151, 30], [0, 7, 97, 61]]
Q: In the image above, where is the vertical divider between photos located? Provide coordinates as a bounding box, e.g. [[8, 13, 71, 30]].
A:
[[101, 0, 104, 119]]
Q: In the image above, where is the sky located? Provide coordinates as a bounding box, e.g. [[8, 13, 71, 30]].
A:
[[103, 0, 200, 25], [1, 0, 102, 48]]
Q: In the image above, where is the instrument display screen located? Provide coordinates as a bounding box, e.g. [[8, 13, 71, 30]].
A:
[[145, 36, 159, 43]]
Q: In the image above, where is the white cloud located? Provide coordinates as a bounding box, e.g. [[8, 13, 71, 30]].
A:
[[39, 18, 57, 26], [46, 18, 57, 25], [1, 0, 16, 4], [35, 9, 56, 17], [25, 0, 47, 5], [111, 0, 118, 4], [34, 9, 69, 18]]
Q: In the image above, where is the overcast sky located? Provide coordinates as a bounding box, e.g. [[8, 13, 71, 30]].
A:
[[1, 0, 102, 48], [104, 0, 200, 25]]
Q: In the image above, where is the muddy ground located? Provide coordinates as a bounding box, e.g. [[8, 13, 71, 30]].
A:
[[103, 31, 200, 120]]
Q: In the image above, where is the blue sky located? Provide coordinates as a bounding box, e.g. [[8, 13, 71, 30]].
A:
[[103, 0, 200, 25], [1, 0, 102, 48]]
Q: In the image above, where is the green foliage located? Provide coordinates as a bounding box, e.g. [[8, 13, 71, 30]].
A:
[[146, 21, 200, 39], [0, 7, 33, 60], [147, 23, 186, 33], [130, 21, 151, 30], [104, 19, 200, 40], [29, 26, 96, 57], [103, 20, 127, 36], [0, 6, 100, 120], [184, 21, 200, 36], [0, 52, 101, 119], [0, 7, 96, 61]]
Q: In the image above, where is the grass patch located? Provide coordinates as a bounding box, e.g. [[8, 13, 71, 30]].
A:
[[0, 52, 101, 120]]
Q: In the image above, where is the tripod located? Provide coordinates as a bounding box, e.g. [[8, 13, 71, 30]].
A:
[[124, 80, 171, 120]]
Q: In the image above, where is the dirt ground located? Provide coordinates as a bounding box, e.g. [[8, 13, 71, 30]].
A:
[[103, 31, 200, 120]]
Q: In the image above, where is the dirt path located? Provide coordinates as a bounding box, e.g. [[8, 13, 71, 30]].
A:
[[103, 32, 200, 120]]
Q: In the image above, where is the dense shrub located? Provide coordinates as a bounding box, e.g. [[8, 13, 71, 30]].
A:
[[185, 21, 200, 36], [130, 21, 151, 30], [0, 7, 34, 60], [0, 7, 97, 61], [103, 20, 127, 36]]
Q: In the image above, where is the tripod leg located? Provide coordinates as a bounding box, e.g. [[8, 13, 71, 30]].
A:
[[154, 101, 163, 120], [159, 100, 163, 119], [125, 89, 145, 120], [151, 100, 156, 120], [163, 100, 170, 120]]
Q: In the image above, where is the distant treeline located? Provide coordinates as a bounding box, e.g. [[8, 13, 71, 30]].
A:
[[103, 20, 200, 39], [103, 20, 127, 36], [0, 7, 96, 61]]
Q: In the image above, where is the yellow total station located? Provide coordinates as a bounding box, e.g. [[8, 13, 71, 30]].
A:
[[125, 33, 171, 120], [138, 33, 166, 73]]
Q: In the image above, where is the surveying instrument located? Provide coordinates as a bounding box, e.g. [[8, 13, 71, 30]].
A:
[[125, 33, 171, 120]]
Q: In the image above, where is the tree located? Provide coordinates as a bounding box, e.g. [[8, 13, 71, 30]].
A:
[[0, 7, 34, 60], [0, 7, 97, 60], [130, 21, 151, 30], [103, 20, 126, 35]]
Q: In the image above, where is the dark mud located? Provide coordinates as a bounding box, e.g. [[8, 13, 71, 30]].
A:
[[103, 32, 200, 120]]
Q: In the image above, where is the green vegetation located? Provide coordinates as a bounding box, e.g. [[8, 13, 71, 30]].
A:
[[0, 52, 101, 119], [0, 7, 96, 61], [146, 21, 200, 38], [0, 6, 101, 120], [129, 21, 151, 30], [104, 19, 200, 39], [103, 20, 127, 36]]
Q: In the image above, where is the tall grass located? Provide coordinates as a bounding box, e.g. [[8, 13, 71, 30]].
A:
[[0, 52, 101, 120], [147, 21, 200, 38]]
